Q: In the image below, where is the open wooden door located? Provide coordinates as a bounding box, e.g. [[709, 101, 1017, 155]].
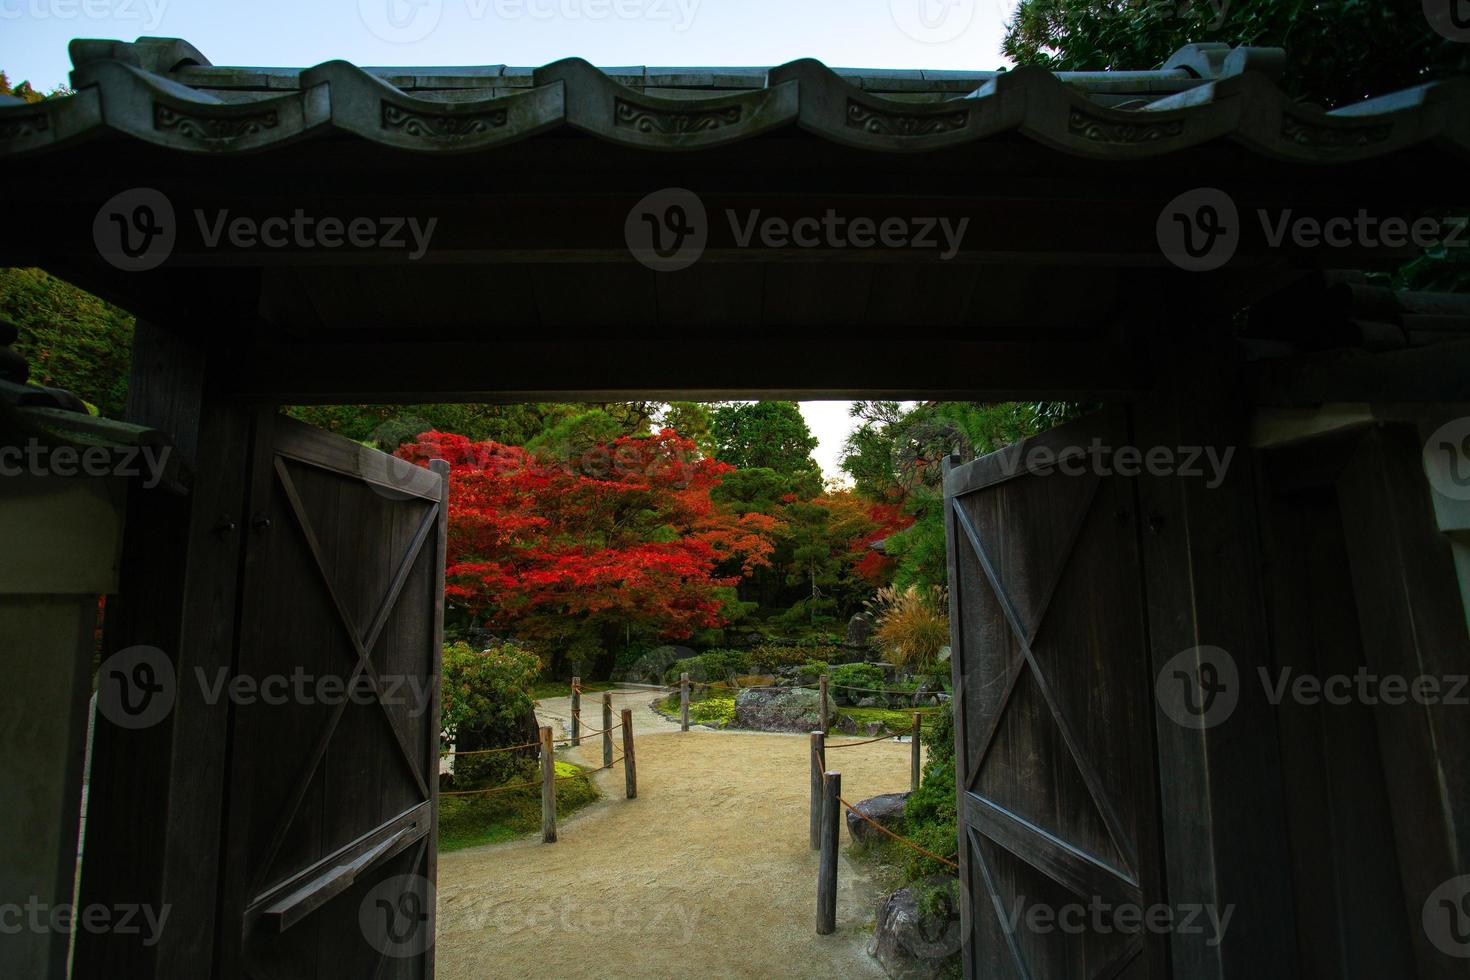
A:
[[216, 414, 448, 979], [943, 409, 1165, 979]]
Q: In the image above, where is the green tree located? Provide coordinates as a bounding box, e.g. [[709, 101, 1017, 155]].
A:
[[659, 401, 719, 455], [1003, 0, 1469, 109], [0, 268, 134, 417], [711, 401, 823, 497]]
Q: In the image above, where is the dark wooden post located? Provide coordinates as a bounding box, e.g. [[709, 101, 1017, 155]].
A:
[[74, 322, 254, 978], [911, 713, 922, 792], [809, 731, 826, 849], [680, 671, 690, 731], [819, 674, 829, 733], [817, 770, 841, 935], [621, 708, 637, 799], [570, 675, 581, 747], [602, 691, 614, 768], [540, 725, 556, 843]]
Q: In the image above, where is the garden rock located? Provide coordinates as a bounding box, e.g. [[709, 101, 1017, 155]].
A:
[[845, 792, 909, 845], [844, 613, 871, 648], [733, 687, 837, 733], [834, 713, 860, 734], [864, 722, 888, 737], [857, 696, 879, 708], [868, 885, 963, 980]]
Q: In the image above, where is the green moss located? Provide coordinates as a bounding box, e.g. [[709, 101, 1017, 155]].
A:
[[437, 760, 600, 852], [656, 691, 737, 727], [836, 705, 941, 733], [530, 679, 616, 700]]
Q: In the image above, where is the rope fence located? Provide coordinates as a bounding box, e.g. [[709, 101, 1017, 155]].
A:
[[440, 713, 639, 843]]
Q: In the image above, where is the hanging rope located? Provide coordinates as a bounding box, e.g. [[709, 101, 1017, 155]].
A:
[[441, 739, 541, 758], [825, 732, 904, 749], [838, 795, 959, 871]]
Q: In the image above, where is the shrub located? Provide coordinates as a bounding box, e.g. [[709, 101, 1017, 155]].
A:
[[828, 662, 886, 705], [441, 641, 541, 785], [902, 703, 959, 877], [748, 644, 841, 672], [663, 649, 751, 685], [795, 661, 828, 685], [867, 585, 950, 674]]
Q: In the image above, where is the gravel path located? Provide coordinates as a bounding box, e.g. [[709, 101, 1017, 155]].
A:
[[436, 689, 920, 979]]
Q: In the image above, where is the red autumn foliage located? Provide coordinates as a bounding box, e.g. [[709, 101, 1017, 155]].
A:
[[850, 501, 914, 584], [395, 429, 780, 647]]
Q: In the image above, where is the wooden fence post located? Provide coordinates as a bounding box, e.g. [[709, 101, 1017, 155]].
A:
[[680, 672, 690, 731], [911, 713, 922, 792], [602, 691, 614, 768], [817, 769, 841, 935], [809, 731, 826, 849], [540, 725, 557, 843], [819, 675, 829, 733], [571, 676, 581, 747], [621, 708, 637, 799]]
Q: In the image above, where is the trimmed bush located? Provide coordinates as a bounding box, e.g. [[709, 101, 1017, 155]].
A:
[[829, 662, 886, 705], [748, 644, 841, 672], [663, 649, 751, 685]]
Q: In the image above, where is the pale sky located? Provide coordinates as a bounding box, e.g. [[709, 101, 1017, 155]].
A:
[[800, 401, 858, 485], [1, 0, 1015, 92]]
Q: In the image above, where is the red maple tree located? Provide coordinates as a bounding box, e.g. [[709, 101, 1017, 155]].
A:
[[396, 429, 779, 672]]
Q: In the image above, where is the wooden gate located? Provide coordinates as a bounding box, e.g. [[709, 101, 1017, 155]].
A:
[[216, 415, 448, 979], [943, 410, 1165, 979]]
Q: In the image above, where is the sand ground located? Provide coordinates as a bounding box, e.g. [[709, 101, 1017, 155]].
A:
[[436, 689, 920, 979]]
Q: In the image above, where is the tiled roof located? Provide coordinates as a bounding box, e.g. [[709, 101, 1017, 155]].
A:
[[0, 36, 1465, 161]]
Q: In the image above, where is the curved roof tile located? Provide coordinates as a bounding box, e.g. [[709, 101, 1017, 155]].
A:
[[0, 37, 1465, 161]]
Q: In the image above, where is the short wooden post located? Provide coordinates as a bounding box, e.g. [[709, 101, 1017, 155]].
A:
[[817, 770, 841, 935], [571, 676, 582, 747], [680, 671, 690, 731], [809, 731, 826, 849], [818, 675, 829, 733], [621, 708, 637, 799], [602, 691, 614, 768], [539, 725, 557, 843], [911, 713, 922, 792]]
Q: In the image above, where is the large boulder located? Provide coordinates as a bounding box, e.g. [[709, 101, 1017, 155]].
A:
[[868, 884, 964, 980], [844, 613, 872, 649], [845, 792, 909, 845], [734, 687, 837, 733]]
